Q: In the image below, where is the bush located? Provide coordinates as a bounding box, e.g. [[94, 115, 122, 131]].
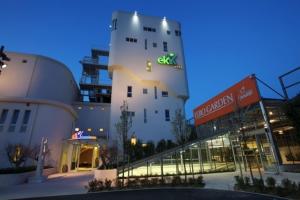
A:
[[61, 164, 68, 173], [140, 179, 151, 187], [188, 177, 196, 185], [244, 177, 250, 187], [150, 178, 159, 186], [234, 176, 245, 190], [171, 176, 182, 186], [265, 177, 276, 189], [196, 176, 205, 187], [252, 178, 265, 192], [104, 179, 112, 190], [127, 178, 140, 188], [86, 179, 104, 192]]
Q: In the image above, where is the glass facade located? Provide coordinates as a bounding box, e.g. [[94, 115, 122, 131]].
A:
[[118, 98, 300, 178]]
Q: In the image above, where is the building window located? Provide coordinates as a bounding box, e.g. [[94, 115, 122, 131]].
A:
[[155, 110, 158, 114], [20, 110, 31, 133], [146, 60, 152, 72], [0, 109, 8, 132], [143, 26, 156, 32], [165, 109, 170, 121], [127, 86, 132, 97], [144, 108, 147, 123], [154, 86, 157, 99], [162, 91, 168, 97], [175, 30, 181, 36], [153, 43, 157, 48], [163, 42, 168, 52], [112, 18, 117, 30], [167, 30, 171, 35], [145, 39, 147, 50], [8, 109, 20, 132], [127, 111, 135, 117], [143, 88, 148, 94], [125, 37, 138, 43]]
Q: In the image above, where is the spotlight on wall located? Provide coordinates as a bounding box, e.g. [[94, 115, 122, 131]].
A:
[[133, 11, 139, 23], [162, 16, 167, 27]]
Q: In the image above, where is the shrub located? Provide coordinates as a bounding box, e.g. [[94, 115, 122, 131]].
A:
[[244, 177, 250, 187], [171, 176, 182, 186], [265, 177, 276, 189], [159, 178, 166, 185], [86, 179, 104, 192], [61, 164, 68, 173], [281, 178, 294, 192], [234, 176, 245, 190], [150, 178, 159, 186], [196, 176, 205, 187], [140, 179, 151, 187], [188, 177, 196, 185], [252, 178, 265, 192], [104, 179, 112, 190], [127, 178, 139, 188]]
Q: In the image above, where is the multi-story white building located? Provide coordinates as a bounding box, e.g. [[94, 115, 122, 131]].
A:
[[108, 11, 189, 143], [0, 11, 189, 173]]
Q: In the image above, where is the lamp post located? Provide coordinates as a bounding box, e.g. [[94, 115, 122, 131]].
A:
[[0, 46, 10, 75]]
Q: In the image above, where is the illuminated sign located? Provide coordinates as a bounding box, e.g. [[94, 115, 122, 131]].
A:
[[157, 53, 182, 69], [193, 75, 261, 126], [71, 131, 97, 140]]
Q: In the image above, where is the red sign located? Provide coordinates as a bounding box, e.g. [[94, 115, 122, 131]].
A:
[[193, 75, 261, 126]]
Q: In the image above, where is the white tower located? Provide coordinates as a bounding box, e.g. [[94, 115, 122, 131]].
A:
[[108, 11, 189, 143]]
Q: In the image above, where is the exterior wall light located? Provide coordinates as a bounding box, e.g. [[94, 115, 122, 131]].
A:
[[279, 130, 284, 134], [75, 128, 80, 132], [131, 133, 137, 146], [133, 11, 139, 23], [162, 16, 167, 27]]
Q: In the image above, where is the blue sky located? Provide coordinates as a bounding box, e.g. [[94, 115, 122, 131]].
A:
[[1, 0, 300, 117]]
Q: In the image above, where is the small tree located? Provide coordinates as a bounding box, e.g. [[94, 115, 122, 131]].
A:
[[99, 144, 118, 169], [115, 100, 132, 186], [6, 144, 30, 168], [156, 139, 167, 153], [171, 109, 191, 145]]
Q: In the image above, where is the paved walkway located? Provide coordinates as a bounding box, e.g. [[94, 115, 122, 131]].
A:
[[0, 170, 299, 199]]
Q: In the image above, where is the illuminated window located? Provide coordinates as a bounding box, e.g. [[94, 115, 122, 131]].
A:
[[127, 86, 132, 97], [146, 60, 152, 72]]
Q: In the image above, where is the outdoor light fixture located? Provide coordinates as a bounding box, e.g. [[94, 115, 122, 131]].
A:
[[131, 133, 137, 146], [75, 128, 80, 132], [279, 130, 284, 134], [0, 46, 10, 74], [133, 11, 139, 23], [162, 16, 167, 27]]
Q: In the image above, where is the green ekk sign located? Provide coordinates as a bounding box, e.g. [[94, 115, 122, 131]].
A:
[[157, 53, 177, 65]]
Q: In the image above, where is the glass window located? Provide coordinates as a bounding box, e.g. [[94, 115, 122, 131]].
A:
[[153, 43, 157, 48], [167, 30, 171, 35], [143, 88, 148, 94], [112, 18, 117, 30], [144, 108, 147, 123], [154, 86, 157, 99], [144, 39, 147, 50], [162, 91, 168, 97], [163, 42, 168, 52], [127, 86, 132, 97], [0, 109, 8, 124], [11, 110, 20, 124], [22, 110, 31, 125], [165, 109, 170, 121]]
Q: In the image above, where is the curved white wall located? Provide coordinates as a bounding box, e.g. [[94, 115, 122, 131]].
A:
[[0, 52, 78, 169]]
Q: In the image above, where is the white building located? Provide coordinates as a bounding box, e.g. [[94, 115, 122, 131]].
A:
[[108, 11, 189, 143], [0, 11, 189, 172]]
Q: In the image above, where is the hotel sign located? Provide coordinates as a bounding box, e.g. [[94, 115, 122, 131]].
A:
[[71, 131, 97, 140], [157, 53, 182, 69], [193, 75, 261, 126]]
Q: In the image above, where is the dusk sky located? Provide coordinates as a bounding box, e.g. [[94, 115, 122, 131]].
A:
[[1, 0, 300, 118]]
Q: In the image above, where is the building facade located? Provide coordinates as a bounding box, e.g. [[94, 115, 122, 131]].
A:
[[0, 11, 189, 172], [108, 11, 189, 143]]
